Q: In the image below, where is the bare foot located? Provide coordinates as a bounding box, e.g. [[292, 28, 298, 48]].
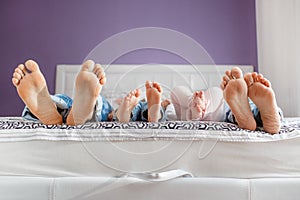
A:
[[116, 89, 141, 122], [189, 91, 208, 120], [161, 99, 171, 110], [220, 67, 256, 131], [12, 60, 62, 125], [244, 73, 281, 134], [146, 81, 163, 122], [66, 60, 106, 125]]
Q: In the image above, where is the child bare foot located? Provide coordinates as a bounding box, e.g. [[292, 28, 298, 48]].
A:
[[146, 81, 163, 122], [244, 73, 281, 134], [188, 91, 208, 120], [66, 60, 106, 125], [12, 60, 62, 125], [220, 67, 256, 131], [161, 99, 171, 110], [116, 89, 141, 123]]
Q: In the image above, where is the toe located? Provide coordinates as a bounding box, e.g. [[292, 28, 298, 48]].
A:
[[262, 78, 271, 87], [12, 77, 19, 86], [223, 75, 230, 82], [135, 89, 141, 97], [130, 90, 135, 96], [99, 74, 106, 85], [94, 64, 105, 77], [251, 72, 258, 82], [127, 92, 132, 98], [81, 60, 95, 71], [93, 63, 102, 73], [199, 91, 204, 98], [17, 64, 27, 75], [225, 70, 232, 79], [220, 81, 226, 90], [192, 92, 197, 98], [220, 75, 230, 90], [123, 96, 130, 104], [25, 60, 40, 73], [244, 73, 254, 87], [256, 74, 262, 82], [145, 81, 152, 89], [257, 74, 271, 87], [153, 82, 162, 93], [13, 71, 22, 80], [231, 67, 243, 79], [94, 65, 106, 85], [15, 67, 25, 77], [12, 65, 26, 86]]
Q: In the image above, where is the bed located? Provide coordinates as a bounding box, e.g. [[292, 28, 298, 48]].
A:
[[1, 64, 300, 199]]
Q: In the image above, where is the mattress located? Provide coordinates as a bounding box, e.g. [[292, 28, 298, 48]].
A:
[[0, 117, 300, 178]]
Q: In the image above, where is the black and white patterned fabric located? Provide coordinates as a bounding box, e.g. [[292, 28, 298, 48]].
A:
[[0, 117, 299, 142]]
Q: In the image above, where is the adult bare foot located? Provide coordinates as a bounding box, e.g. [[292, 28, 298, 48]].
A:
[[188, 91, 208, 120], [220, 67, 256, 131], [146, 81, 163, 122], [66, 60, 106, 125], [116, 89, 141, 122], [244, 72, 281, 134], [12, 60, 62, 124]]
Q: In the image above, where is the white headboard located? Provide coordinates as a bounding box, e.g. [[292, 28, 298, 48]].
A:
[[56, 64, 253, 107]]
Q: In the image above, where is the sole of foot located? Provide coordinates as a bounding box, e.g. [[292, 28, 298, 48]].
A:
[[12, 60, 62, 125], [66, 60, 105, 125], [244, 72, 281, 134], [116, 89, 141, 123], [221, 67, 256, 131], [145, 81, 162, 122]]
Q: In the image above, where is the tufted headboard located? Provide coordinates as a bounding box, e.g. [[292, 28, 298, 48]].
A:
[[56, 64, 253, 108]]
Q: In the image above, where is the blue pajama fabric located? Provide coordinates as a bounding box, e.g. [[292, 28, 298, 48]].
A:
[[130, 101, 166, 122], [224, 99, 283, 127], [22, 94, 113, 123]]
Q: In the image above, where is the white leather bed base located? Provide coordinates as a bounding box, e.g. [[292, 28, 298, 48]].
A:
[[1, 137, 300, 178], [1, 176, 299, 200]]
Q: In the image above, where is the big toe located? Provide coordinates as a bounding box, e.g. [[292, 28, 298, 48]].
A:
[[244, 73, 254, 87], [81, 60, 95, 71], [145, 81, 152, 89], [25, 60, 40, 72], [231, 67, 243, 79]]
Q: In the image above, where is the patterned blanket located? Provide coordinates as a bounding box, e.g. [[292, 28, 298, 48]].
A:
[[0, 117, 299, 142]]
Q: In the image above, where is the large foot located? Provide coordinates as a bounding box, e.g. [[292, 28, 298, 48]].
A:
[[146, 81, 163, 122], [244, 73, 281, 134], [66, 60, 106, 125], [12, 60, 62, 124], [116, 89, 141, 123], [220, 67, 256, 131], [188, 91, 208, 120]]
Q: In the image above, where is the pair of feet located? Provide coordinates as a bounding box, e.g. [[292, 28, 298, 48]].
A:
[[221, 67, 281, 134], [12, 60, 106, 125], [12, 59, 164, 125], [189, 67, 281, 134], [115, 81, 163, 123]]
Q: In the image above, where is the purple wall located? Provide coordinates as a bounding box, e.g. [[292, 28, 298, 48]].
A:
[[0, 0, 257, 116]]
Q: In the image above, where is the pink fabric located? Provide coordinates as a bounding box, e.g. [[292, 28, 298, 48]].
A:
[[171, 86, 225, 121]]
